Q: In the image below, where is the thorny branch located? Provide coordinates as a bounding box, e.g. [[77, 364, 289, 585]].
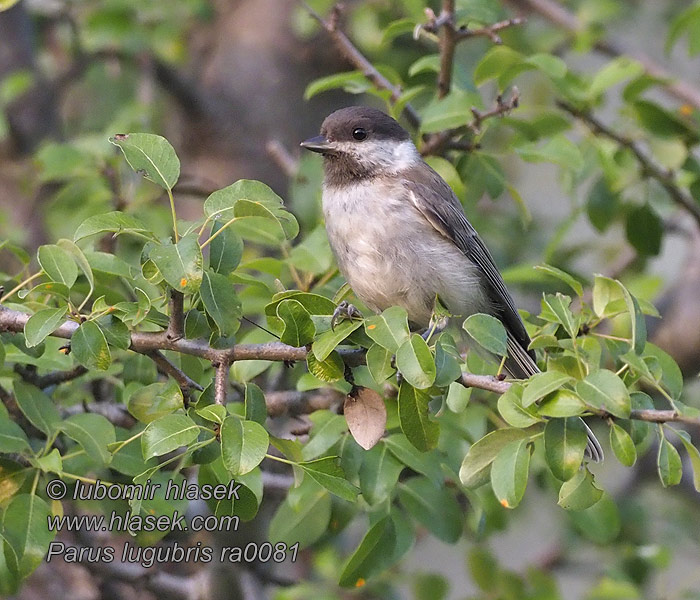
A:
[[557, 100, 700, 229], [0, 304, 696, 426]]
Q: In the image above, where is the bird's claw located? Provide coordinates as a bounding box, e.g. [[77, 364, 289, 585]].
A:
[[331, 301, 362, 331]]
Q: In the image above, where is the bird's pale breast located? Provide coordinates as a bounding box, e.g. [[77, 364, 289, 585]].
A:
[[322, 179, 489, 327]]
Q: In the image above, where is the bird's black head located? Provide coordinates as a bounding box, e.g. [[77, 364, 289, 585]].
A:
[[301, 106, 418, 185]]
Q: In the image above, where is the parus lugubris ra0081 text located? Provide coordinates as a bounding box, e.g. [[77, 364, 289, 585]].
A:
[[301, 106, 602, 461]]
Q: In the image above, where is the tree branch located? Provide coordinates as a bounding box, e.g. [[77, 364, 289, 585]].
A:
[[437, 0, 457, 99], [508, 0, 700, 109], [556, 100, 700, 229], [14, 364, 88, 389], [146, 349, 203, 398], [166, 290, 185, 341], [214, 361, 230, 405], [299, 1, 421, 128]]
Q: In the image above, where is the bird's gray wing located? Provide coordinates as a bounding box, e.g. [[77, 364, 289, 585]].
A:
[[400, 167, 535, 367]]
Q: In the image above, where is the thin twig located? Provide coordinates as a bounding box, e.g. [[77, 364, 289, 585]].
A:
[[557, 100, 700, 228], [266, 140, 298, 177], [214, 361, 230, 405], [420, 88, 519, 155], [299, 1, 421, 128], [146, 349, 204, 398], [455, 17, 527, 44], [15, 364, 88, 389]]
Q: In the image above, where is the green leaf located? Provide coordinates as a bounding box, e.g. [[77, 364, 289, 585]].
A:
[[398, 477, 463, 542], [268, 481, 331, 548], [474, 45, 523, 86], [344, 387, 387, 451], [71, 320, 111, 370], [299, 457, 359, 501], [149, 234, 203, 294], [459, 428, 532, 488], [558, 468, 603, 510], [301, 411, 347, 460], [57, 239, 94, 302], [420, 90, 483, 133], [589, 57, 644, 97], [128, 381, 183, 423], [544, 418, 587, 481], [60, 413, 116, 466], [538, 390, 586, 417], [587, 177, 619, 233], [312, 319, 363, 361], [675, 430, 700, 492], [13, 382, 61, 437], [307, 349, 345, 383], [396, 334, 436, 389], [24, 307, 68, 348], [657, 434, 682, 487], [0, 418, 31, 453], [515, 135, 584, 171], [74, 211, 152, 241], [204, 180, 297, 242], [522, 371, 573, 407], [497, 384, 541, 427], [541, 293, 578, 338], [534, 264, 583, 297], [607, 422, 636, 467], [0, 0, 22, 12], [109, 133, 180, 190], [365, 306, 410, 352], [644, 343, 683, 401], [276, 299, 315, 347], [244, 383, 267, 426], [463, 313, 508, 356], [408, 54, 440, 77], [490, 438, 531, 509], [569, 493, 620, 544], [384, 433, 442, 486], [208, 220, 243, 274], [221, 417, 269, 476], [2, 494, 54, 579], [366, 343, 396, 384], [304, 71, 372, 100], [200, 270, 242, 337], [626, 203, 663, 257], [339, 516, 397, 588], [37, 244, 77, 288], [141, 414, 199, 460], [398, 382, 439, 452], [633, 100, 698, 142], [359, 443, 404, 505], [576, 370, 631, 419], [434, 333, 462, 387]]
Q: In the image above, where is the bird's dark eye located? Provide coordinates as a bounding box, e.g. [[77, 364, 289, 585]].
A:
[[352, 127, 367, 141]]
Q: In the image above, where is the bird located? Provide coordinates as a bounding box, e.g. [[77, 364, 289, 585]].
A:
[[301, 106, 603, 461]]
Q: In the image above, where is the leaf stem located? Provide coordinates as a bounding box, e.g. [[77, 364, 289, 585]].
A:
[[167, 188, 179, 242], [0, 271, 43, 303], [200, 216, 238, 249]]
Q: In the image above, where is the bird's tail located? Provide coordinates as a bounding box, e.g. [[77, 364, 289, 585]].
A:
[[505, 333, 604, 462]]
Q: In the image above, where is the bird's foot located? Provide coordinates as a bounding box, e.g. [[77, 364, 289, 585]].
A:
[[331, 301, 362, 331]]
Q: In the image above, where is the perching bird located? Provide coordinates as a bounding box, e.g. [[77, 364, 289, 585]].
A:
[[301, 106, 602, 461]]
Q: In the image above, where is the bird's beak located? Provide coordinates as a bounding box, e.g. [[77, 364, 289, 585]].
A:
[[300, 135, 335, 154]]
